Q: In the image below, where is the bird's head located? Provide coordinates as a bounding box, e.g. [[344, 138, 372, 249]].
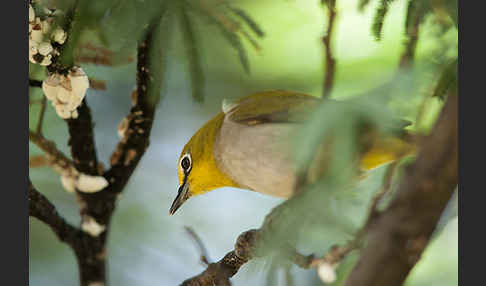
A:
[[169, 113, 239, 215]]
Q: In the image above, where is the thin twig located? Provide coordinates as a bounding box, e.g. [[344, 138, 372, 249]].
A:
[[322, 0, 337, 98], [29, 79, 43, 88], [75, 43, 133, 66], [29, 129, 76, 173], [185, 226, 211, 265], [36, 96, 47, 134], [29, 155, 49, 168], [88, 78, 107, 90]]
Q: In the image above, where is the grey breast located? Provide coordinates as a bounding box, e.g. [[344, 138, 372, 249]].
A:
[[213, 115, 298, 198]]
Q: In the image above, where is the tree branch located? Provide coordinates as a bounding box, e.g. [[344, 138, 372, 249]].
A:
[[29, 179, 81, 244], [36, 97, 47, 134], [65, 16, 162, 286], [344, 91, 458, 286], [66, 100, 99, 176], [29, 79, 42, 88], [103, 16, 162, 195], [29, 130, 76, 175], [322, 0, 337, 98], [181, 230, 259, 286]]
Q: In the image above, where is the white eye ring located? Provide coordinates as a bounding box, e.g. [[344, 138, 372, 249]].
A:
[[180, 153, 192, 172]]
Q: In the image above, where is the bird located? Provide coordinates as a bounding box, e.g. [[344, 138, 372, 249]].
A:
[[169, 90, 415, 215]]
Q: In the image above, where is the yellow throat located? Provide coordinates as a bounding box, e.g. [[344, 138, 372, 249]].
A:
[[178, 112, 240, 195]]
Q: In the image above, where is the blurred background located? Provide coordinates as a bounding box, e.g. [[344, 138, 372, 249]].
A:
[[29, 0, 457, 285]]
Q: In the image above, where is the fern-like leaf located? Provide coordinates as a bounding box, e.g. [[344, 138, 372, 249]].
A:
[[179, 7, 205, 102], [372, 0, 396, 41]]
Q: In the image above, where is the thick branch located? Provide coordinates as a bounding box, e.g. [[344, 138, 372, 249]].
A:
[[66, 100, 99, 176], [29, 179, 80, 244], [345, 92, 458, 286]]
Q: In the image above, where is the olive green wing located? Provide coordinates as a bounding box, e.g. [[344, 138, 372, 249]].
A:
[[223, 90, 321, 126]]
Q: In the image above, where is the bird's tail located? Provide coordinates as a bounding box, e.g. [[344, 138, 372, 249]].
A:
[[359, 130, 417, 171]]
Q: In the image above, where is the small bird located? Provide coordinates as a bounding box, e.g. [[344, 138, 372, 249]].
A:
[[169, 90, 414, 215]]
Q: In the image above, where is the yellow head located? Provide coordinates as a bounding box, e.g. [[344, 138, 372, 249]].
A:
[[169, 112, 240, 215]]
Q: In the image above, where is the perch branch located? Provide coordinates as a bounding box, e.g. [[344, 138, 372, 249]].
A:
[[344, 91, 458, 286], [181, 229, 259, 286]]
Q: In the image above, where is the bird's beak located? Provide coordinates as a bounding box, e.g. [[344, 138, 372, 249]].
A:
[[170, 181, 190, 215]]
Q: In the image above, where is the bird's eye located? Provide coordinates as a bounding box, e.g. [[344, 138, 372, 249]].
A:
[[181, 155, 191, 171]]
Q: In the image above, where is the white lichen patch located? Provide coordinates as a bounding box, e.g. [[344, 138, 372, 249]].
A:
[[28, 3, 67, 66], [42, 67, 90, 119], [81, 216, 106, 237], [117, 117, 129, 138], [60, 175, 76, 193], [29, 5, 35, 23], [76, 173, 108, 193], [52, 28, 67, 44], [37, 41, 53, 56], [317, 262, 337, 284]]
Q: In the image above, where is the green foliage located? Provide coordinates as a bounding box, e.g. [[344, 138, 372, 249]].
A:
[[358, 0, 373, 11], [185, 0, 265, 76], [372, 0, 397, 41], [229, 7, 265, 37], [33, 0, 263, 102], [404, 0, 431, 36], [433, 58, 458, 100], [179, 6, 205, 102]]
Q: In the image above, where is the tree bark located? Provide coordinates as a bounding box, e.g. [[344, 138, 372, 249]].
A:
[[345, 92, 458, 286]]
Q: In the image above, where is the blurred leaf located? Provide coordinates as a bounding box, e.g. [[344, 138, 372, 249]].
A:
[[229, 7, 265, 37], [442, 0, 458, 27], [404, 0, 431, 35], [145, 10, 171, 107], [214, 21, 250, 74], [186, 0, 257, 74], [372, 0, 397, 41], [432, 58, 457, 100], [179, 6, 205, 102], [358, 0, 373, 12]]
